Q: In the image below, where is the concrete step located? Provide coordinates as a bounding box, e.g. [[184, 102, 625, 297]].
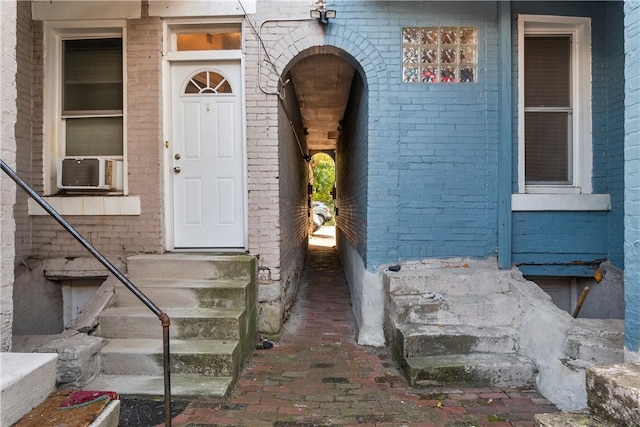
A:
[[406, 353, 537, 388], [127, 254, 256, 281], [566, 319, 624, 366], [84, 374, 233, 397], [0, 352, 58, 427], [390, 292, 520, 326], [115, 278, 252, 309], [101, 339, 240, 377], [587, 363, 640, 426], [534, 412, 609, 426], [397, 324, 518, 357], [98, 306, 245, 340], [385, 267, 510, 297]]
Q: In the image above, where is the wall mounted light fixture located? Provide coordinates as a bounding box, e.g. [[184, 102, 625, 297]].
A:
[[310, 7, 336, 25]]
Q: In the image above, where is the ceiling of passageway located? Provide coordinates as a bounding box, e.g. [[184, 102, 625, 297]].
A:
[[288, 55, 356, 151]]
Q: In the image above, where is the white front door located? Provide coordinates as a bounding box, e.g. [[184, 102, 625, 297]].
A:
[[170, 61, 245, 248]]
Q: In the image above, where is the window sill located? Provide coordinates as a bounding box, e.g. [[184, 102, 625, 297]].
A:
[[511, 193, 611, 211], [28, 195, 141, 216]]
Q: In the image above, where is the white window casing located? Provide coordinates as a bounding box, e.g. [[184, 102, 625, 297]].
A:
[[514, 15, 608, 211], [40, 21, 139, 215]]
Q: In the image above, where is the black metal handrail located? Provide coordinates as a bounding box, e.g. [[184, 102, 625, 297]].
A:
[[1, 159, 172, 427]]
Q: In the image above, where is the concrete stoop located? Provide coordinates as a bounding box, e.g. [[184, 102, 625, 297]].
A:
[[535, 363, 640, 427], [0, 352, 58, 427], [384, 260, 536, 389], [383, 258, 624, 408], [85, 253, 257, 398], [534, 412, 609, 427], [587, 363, 640, 425]]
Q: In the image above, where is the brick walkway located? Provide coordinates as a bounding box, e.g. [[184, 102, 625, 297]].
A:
[[168, 237, 558, 426]]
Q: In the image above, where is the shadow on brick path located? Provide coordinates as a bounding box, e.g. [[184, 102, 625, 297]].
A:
[[152, 240, 558, 427]]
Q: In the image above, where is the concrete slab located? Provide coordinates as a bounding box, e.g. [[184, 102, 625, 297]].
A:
[[391, 292, 520, 326], [407, 352, 537, 388], [98, 306, 244, 339], [0, 352, 58, 427], [85, 374, 232, 397], [587, 363, 640, 426], [89, 399, 121, 427], [534, 412, 609, 427], [13, 331, 104, 388], [100, 338, 239, 376], [385, 267, 511, 296], [115, 278, 250, 309], [126, 254, 255, 281], [399, 323, 518, 357]]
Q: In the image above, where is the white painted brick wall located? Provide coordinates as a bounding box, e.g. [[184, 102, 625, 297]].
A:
[[1, 0, 17, 352], [29, 17, 164, 261], [14, 0, 33, 265]]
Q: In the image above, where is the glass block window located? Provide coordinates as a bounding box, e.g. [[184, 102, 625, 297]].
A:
[[402, 26, 477, 83]]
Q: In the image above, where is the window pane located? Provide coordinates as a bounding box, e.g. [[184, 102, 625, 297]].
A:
[[184, 71, 232, 94], [66, 117, 123, 156], [63, 38, 123, 112], [177, 31, 241, 51], [524, 36, 570, 108], [525, 112, 570, 184]]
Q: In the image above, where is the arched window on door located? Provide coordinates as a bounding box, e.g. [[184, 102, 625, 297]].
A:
[[184, 71, 232, 94]]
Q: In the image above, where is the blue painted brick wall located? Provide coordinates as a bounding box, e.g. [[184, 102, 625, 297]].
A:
[[606, 2, 626, 268], [624, 0, 640, 355], [331, 1, 625, 273], [336, 71, 369, 262], [334, 1, 501, 270], [510, 1, 626, 274]]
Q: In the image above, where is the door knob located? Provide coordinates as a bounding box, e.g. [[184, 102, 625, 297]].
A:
[[173, 166, 181, 173]]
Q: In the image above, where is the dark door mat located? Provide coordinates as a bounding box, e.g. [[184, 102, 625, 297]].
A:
[[119, 396, 189, 427]]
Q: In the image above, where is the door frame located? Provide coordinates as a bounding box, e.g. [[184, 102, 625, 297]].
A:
[[162, 19, 248, 252]]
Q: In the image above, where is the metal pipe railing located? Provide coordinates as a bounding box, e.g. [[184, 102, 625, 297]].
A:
[[1, 159, 172, 427]]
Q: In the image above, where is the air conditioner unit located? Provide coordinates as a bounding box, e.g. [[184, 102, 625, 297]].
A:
[[57, 157, 119, 190]]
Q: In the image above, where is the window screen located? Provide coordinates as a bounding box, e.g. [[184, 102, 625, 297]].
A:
[[524, 36, 572, 184]]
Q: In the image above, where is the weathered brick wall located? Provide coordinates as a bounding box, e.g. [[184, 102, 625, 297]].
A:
[[244, 1, 323, 336], [263, 71, 309, 335], [29, 17, 164, 262], [336, 71, 368, 260], [245, 1, 320, 284], [624, 0, 640, 360], [14, 0, 33, 265], [1, 0, 17, 352]]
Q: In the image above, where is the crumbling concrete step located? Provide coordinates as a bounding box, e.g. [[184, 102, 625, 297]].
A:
[[100, 339, 240, 377], [397, 324, 518, 357], [84, 374, 233, 397], [384, 268, 510, 297], [389, 292, 519, 326], [99, 306, 245, 340], [534, 412, 609, 426], [566, 319, 624, 366], [406, 353, 536, 388], [127, 254, 256, 281], [115, 278, 252, 309], [587, 363, 640, 426], [0, 352, 58, 427]]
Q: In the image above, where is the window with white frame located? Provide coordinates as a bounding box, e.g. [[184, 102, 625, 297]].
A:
[[517, 15, 591, 196], [44, 25, 126, 195], [63, 38, 123, 157]]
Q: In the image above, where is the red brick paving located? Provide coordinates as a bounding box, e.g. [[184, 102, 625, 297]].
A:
[[164, 243, 558, 426]]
